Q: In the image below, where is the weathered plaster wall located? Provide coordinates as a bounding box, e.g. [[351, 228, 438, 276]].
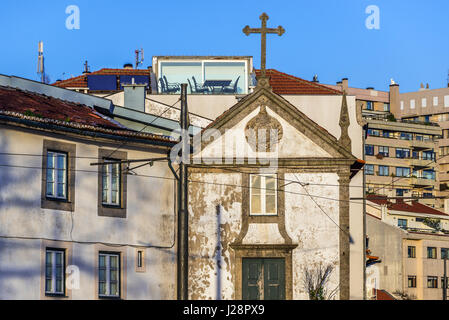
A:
[[188, 171, 341, 300], [0, 126, 176, 299], [285, 172, 341, 299], [188, 172, 242, 300]]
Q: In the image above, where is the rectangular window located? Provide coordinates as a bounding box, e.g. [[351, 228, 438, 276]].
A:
[[378, 146, 389, 157], [408, 276, 417, 288], [383, 103, 390, 112], [46, 151, 67, 199], [410, 99, 415, 109], [365, 144, 374, 156], [400, 101, 404, 110], [396, 167, 411, 177], [365, 164, 374, 175], [396, 148, 410, 159], [427, 247, 437, 259], [422, 98, 427, 108], [378, 166, 389, 176], [445, 96, 449, 108], [366, 101, 373, 110], [250, 174, 277, 215], [398, 219, 407, 229], [45, 249, 65, 295], [367, 129, 380, 137], [442, 248, 449, 259], [102, 160, 121, 206], [98, 252, 120, 298], [427, 276, 438, 288], [434, 97, 439, 106], [408, 246, 416, 258], [400, 132, 413, 140], [42, 140, 76, 212], [396, 189, 409, 196], [442, 277, 449, 289]]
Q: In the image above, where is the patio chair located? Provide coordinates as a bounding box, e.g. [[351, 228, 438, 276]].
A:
[[163, 76, 180, 94], [222, 76, 240, 94], [187, 78, 195, 93], [192, 76, 209, 94]]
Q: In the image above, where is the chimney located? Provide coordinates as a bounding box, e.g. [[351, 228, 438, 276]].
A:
[[341, 78, 348, 92], [122, 77, 147, 112], [389, 82, 400, 117], [123, 63, 133, 70]]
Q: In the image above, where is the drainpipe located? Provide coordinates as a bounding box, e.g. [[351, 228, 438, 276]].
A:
[[177, 84, 189, 300]]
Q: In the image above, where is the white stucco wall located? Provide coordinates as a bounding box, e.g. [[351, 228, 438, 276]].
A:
[[0, 126, 176, 299]]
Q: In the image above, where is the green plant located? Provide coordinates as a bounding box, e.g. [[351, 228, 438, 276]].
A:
[[422, 218, 441, 231], [387, 113, 396, 122]]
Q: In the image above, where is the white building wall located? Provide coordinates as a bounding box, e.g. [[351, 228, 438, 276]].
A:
[[0, 127, 176, 299]]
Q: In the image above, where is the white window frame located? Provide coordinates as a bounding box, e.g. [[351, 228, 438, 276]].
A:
[[249, 174, 277, 216], [46, 151, 67, 199], [445, 96, 449, 108], [98, 252, 120, 298], [410, 99, 415, 109], [102, 160, 121, 206], [433, 96, 439, 106], [422, 98, 427, 108], [45, 249, 65, 295], [400, 101, 404, 110]]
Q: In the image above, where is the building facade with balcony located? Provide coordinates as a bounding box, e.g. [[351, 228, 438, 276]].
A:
[[324, 78, 443, 208], [367, 195, 449, 300]]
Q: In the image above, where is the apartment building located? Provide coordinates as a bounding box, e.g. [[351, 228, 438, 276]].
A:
[[367, 195, 449, 300], [324, 79, 442, 208], [390, 83, 449, 206]]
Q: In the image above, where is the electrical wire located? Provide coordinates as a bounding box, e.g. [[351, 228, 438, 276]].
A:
[[102, 98, 181, 159]]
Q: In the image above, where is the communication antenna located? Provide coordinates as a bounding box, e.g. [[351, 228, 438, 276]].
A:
[[135, 48, 144, 69], [37, 41, 45, 83]]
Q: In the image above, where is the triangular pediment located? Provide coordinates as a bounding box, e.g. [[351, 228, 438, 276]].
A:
[[193, 87, 356, 161]]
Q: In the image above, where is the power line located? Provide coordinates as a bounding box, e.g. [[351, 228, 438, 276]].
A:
[[102, 98, 181, 159]]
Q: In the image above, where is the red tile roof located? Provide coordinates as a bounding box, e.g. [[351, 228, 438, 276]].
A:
[[374, 289, 396, 300], [0, 86, 174, 143], [52, 68, 151, 89], [255, 69, 342, 95], [367, 194, 448, 216]]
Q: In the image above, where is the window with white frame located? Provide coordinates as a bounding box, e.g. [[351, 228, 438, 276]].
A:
[[45, 249, 65, 295], [250, 174, 277, 215], [400, 101, 404, 110], [422, 98, 427, 108], [434, 96, 439, 106], [46, 151, 67, 199], [445, 96, 449, 108], [102, 160, 120, 206], [98, 252, 120, 298], [410, 99, 415, 109]]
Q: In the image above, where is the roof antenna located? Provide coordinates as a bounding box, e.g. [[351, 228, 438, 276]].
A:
[[37, 41, 45, 83], [83, 60, 91, 74], [135, 48, 144, 69]]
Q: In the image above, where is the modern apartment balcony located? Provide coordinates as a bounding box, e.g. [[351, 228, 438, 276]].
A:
[[410, 177, 435, 187], [409, 139, 434, 151], [409, 158, 434, 169]]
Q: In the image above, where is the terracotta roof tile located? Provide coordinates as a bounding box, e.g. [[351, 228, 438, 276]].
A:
[[0, 86, 174, 143], [374, 289, 396, 300], [255, 69, 342, 95], [367, 194, 448, 216]]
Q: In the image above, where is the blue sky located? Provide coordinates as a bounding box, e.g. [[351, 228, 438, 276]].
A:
[[0, 0, 448, 92]]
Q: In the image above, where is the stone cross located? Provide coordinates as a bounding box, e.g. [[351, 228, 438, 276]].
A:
[[243, 13, 285, 78]]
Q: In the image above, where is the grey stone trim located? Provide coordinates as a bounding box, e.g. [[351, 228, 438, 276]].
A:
[[41, 139, 76, 212], [97, 148, 127, 218]]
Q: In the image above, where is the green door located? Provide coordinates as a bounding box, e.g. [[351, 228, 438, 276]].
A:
[[242, 258, 285, 300]]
